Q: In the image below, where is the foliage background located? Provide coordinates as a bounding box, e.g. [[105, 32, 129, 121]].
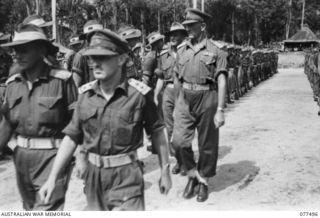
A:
[[0, 0, 319, 46]]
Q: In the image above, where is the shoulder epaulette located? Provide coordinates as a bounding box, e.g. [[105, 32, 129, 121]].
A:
[[50, 69, 72, 81], [78, 80, 97, 94], [128, 78, 151, 95], [6, 73, 21, 85], [160, 49, 169, 56], [177, 41, 187, 50]]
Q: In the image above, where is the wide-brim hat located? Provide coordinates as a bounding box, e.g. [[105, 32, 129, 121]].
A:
[[0, 33, 11, 43], [165, 22, 188, 36], [68, 36, 83, 47], [23, 14, 53, 27], [132, 42, 142, 52], [119, 28, 142, 40], [1, 24, 58, 54], [79, 20, 104, 40], [182, 8, 212, 25], [147, 32, 164, 46], [83, 29, 129, 56]]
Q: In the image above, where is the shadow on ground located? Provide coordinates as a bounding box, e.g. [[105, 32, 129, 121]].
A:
[[141, 146, 233, 175], [208, 160, 260, 193]]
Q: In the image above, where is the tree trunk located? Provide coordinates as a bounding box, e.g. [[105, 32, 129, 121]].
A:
[[35, 0, 40, 15], [301, 0, 305, 29], [24, 0, 33, 15], [254, 14, 260, 46], [125, 5, 129, 23], [193, 0, 197, 9], [158, 10, 161, 32], [285, 0, 292, 39], [112, 0, 117, 31], [232, 11, 235, 44], [52, 0, 57, 42]]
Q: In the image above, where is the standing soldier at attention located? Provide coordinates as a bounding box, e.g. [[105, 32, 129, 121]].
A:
[[118, 26, 143, 80], [172, 8, 228, 202], [0, 24, 78, 210], [39, 29, 172, 211], [153, 22, 187, 176]]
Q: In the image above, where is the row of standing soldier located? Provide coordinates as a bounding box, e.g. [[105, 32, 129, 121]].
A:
[[0, 9, 278, 211], [304, 49, 320, 115]]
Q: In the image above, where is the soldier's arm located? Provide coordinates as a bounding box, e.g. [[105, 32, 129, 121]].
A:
[[214, 50, 228, 128], [143, 92, 172, 194], [39, 135, 77, 204]]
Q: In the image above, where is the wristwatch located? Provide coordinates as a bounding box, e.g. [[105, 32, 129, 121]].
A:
[[217, 107, 224, 112]]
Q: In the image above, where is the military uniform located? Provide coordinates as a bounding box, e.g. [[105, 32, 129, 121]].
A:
[[142, 50, 159, 88], [0, 24, 78, 210], [172, 37, 228, 178], [1, 65, 77, 210], [126, 50, 142, 80], [72, 48, 94, 85], [63, 78, 164, 210]]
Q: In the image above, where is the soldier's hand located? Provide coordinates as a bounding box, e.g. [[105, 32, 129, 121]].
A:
[[214, 110, 225, 128], [154, 97, 159, 106], [159, 165, 172, 195], [75, 154, 88, 179], [38, 179, 55, 204]]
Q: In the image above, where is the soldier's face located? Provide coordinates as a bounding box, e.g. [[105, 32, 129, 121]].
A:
[[13, 42, 45, 70], [89, 54, 127, 82], [170, 31, 185, 47], [127, 38, 140, 48], [185, 22, 202, 39]]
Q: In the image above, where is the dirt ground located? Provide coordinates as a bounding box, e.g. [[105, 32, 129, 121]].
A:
[[1, 53, 320, 211]]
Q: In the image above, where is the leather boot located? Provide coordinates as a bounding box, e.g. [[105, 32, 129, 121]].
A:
[[171, 163, 180, 174], [196, 183, 209, 202], [183, 177, 198, 199]]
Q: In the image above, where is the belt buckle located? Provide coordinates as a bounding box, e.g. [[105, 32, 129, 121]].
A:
[[26, 138, 31, 148]]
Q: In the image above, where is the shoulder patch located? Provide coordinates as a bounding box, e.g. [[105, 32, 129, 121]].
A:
[[78, 80, 97, 94], [50, 69, 72, 80], [6, 73, 22, 85], [128, 78, 151, 95]]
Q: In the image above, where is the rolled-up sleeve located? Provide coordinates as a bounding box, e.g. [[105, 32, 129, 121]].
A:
[[214, 50, 228, 80], [63, 96, 83, 145], [142, 92, 165, 135]]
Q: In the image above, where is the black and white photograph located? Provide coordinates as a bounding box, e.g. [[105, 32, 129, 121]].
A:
[[0, 0, 319, 215]]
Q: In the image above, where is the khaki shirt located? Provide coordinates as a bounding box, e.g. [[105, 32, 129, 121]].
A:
[[2, 64, 77, 138], [63, 79, 165, 155], [157, 49, 176, 83], [177, 38, 228, 84], [72, 48, 94, 85]]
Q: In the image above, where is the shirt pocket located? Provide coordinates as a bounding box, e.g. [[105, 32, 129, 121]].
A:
[[112, 109, 142, 146], [38, 96, 64, 124], [161, 62, 173, 80], [178, 57, 190, 78], [8, 96, 23, 123], [200, 52, 217, 79], [80, 107, 99, 135]]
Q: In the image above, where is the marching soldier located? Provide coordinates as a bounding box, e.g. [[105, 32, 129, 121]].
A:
[[142, 32, 165, 88], [64, 35, 83, 71], [118, 26, 143, 80], [71, 20, 103, 87], [0, 24, 77, 210], [172, 8, 228, 202], [153, 22, 188, 176], [39, 29, 172, 211]]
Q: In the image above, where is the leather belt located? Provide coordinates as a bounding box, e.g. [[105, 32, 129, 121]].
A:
[[182, 82, 210, 91], [88, 150, 138, 168], [166, 83, 174, 89], [17, 135, 61, 149]]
